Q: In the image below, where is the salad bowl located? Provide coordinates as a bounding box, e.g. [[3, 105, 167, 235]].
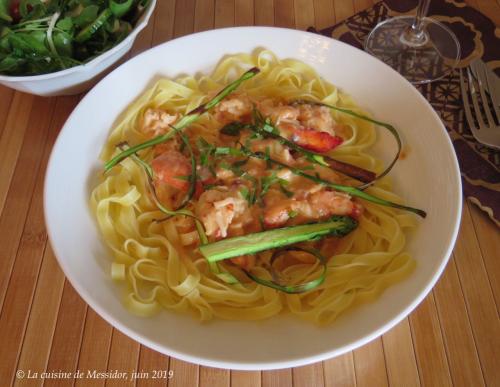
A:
[[0, 0, 156, 96]]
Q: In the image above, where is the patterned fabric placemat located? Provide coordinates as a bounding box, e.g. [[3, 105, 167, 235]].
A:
[[308, 0, 500, 226]]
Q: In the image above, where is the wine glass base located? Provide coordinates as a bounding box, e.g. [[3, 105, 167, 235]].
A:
[[364, 16, 461, 84]]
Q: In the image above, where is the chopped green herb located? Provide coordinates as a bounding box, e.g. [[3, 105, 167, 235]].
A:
[[179, 138, 186, 152], [260, 171, 279, 197], [197, 137, 216, 175], [218, 161, 232, 170], [232, 158, 248, 168], [244, 131, 263, 148], [220, 121, 248, 136], [311, 154, 329, 167], [265, 146, 272, 168], [204, 183, 217, 190], [214, 147, 231, 155], [214, 146, 244, 156], [280, 184, 294, 198], [230, 158, 248, 176], [258, 214, 265, 230], [239, 186, 250, 203], [240, 173, 258, 204]]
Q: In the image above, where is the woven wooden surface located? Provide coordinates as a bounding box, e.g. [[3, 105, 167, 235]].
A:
[[0, 1, 499, 386]]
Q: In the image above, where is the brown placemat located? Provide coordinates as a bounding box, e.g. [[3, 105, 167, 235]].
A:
[[308, 0, 500, 226]]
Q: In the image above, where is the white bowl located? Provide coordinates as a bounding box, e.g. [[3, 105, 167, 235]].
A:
[[0, 1, 156, 97], [44, 27, 462, 370]]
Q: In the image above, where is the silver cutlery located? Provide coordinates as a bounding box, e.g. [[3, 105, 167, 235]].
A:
[[459, 58, 500, 150]]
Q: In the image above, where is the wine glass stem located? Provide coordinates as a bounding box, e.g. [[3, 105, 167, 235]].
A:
[[411, 0, 431, 37], [400, 0, 431, 46]]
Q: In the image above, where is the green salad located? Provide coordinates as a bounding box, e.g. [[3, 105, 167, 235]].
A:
[[0, 0, 151, 76]]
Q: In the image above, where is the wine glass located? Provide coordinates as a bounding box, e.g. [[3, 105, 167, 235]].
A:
[[364, 0, 461, 84]]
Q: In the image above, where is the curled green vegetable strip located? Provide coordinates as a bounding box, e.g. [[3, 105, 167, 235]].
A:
[[250, 109, 376, 184], [237, 145, 427, 218], [104, 67, 260, 172], [243, 247, 327, 294], [117, 143, 195, 219], [292, 100, 402, 189], [119, 143, 239, 284]]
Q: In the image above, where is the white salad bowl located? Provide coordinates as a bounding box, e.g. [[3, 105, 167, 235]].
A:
[[44, 27, 462, 370], [0, 0, 156, 97]]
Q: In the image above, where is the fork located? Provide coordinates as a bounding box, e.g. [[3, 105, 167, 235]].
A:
[[459, 59, 500, 150]]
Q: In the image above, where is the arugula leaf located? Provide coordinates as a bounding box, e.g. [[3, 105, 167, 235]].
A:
[[0, 55, 24, 71], [56, 17, 73, 31], [110, 0, 134, 18], [20, 0, 45, 20], [73, 5, 99, 27], [53, 30, 73, 57], [8, 32, 49, 55], [0, 0, 12, 23]]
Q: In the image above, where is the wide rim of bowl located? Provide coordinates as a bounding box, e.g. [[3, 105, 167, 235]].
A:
[[0, 0, 156, 82], [44, 26, 463, 370]]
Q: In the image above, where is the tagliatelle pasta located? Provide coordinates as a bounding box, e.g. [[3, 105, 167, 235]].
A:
[[91, 50, 418, 324]]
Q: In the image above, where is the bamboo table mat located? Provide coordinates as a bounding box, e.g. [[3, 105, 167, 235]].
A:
[[0, 1, 499, 386]]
